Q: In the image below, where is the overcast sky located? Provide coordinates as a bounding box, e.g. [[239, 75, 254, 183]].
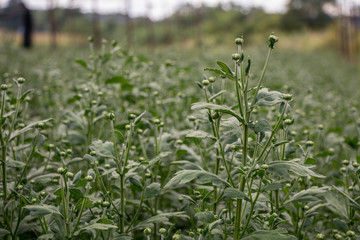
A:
[[0, 0, 289, 20]]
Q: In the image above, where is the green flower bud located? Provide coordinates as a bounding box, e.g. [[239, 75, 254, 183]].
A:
[[304, 205, 310, 210], [52, 178, 58, 184], [352, 161, 359, 168], [176, 139, 183, 145], [129, 114, 136, 120], [153, 91, 159, 97], [208, 76, 215, 83], [17, 77, 26, 84], [108, 112, 115, 121], [90, 151, 97, 156], [60, 151, 66, 157], [318, 124, 324, 130], [189, 231, 195, 237], [316, 233, 325, 240], [268, 33, 278, 49], [284, 119, 293, 125], [66, 172, 74, 179], [30, 179, 35, 184], [17, 184, 24, 190], [97, 91, 104, 97], [334, 233, 342, 240], [125, 124, 131, 131], [188, 115, 196, 122], [57, 167, 65, 175], [144, 227, 151, 235], [66, 149, 73, 155], [104, 163, 111, 169], [1, 84, 8, 91], [346, 230, 355, 237], [285, 183, 291, 188], [40, 191, 46, 196], [282, 93, 292, 101], [145, 172, 152, 178], [36, 122, 45, 129], [102, 201, 110, 208], [83, 87, 90, 93], [84, 175, 93, 182], [232, 53, 241, 61], [31, 197, 37, 203], [342, 159, 349, 166], [159, 228, 167, 234], [235, 36, 244, 45], [219, 165, 225, 171], [202, 79, 210, 86], [137, 128, 143, 134], [172, 234, 180, 240], [153, 118, 161, 125], [305, 141, 314, 147], [328, 148, 335, 155], [340, 167, 346, 173], [260, 164, 268, 170], [290, 131, 297, 136]]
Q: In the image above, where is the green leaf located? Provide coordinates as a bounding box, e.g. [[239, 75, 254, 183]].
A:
[[20, 89, 33, 101], [254, 120, 272, 134], [9, 118, 53, 142], [191, 102, 244, 124], [304, 157, 316, 165], [134, 212, 188, 229], [144, 182, 161, 199], [268, 160, 325, 179], [209, 90, 226, 101], [186, 130, 216, 141], [243, 229, 297, 240], [105, 75, 130, 84], [24, 204, 61, 217], [324, 191, 348, 218], [70, 188, 84, 199], [164, 170, 231, 189], [262, 183, 284, 191], [134, 111, 146, 125], [216, 61, 234, 78], [75, 60, 89, 69], [255, 88, 284, 106], [204, 68, 225, 76], [195, 211, 215, 223], [332, 186, 360, 211], [284, 187, 330, 204], [79, 223, 117, 231], [223, 188, 250, 202], [89, 140, 115, 159]]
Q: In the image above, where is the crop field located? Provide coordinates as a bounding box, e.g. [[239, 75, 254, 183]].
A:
[[0, 35, 359, 240]]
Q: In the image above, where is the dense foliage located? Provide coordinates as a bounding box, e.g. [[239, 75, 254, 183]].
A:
[[0, 35, 359, 239]]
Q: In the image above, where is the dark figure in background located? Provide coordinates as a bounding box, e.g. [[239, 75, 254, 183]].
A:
[[20, 2, 32, 48]]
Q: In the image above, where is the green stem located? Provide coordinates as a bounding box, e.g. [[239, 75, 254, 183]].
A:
[[6, 85, 22, 143], [15, 130, 40, 188], [60, 176, 70, 237], [239, 176, 264, 238], [125, 177, 146, 233], [71, 182, 91, 237], [250, 48, 273, 110]]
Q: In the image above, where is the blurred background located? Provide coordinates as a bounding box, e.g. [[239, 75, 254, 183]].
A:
[[0, 0, 359, 60]]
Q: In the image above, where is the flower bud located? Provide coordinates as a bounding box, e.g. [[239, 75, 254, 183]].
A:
[[31, 197, 37, 203], [102, 201, 110, 208], [30, 179, 35, 184], [1, 84, 8, 91], [284, 119, 293, 126], [316, 233, 325, 240], [342, 159, 349, 166], [285, 183, 291, 188], [144, 228, 151, 235], [282, 94, 292, 101], [188, 115, 196, 122], [202, 79, 210, 86], [17, 77, 26, 84], [36, 122, 45, 129], [232, 53, 241, 61], [88, 36, 94, 43], [334, 233, 342, 240], [125, 124, 131, 131], [172, 234, 180, 240], [304, 205, 310, 210], [268, 33, 278, 49], [305, 141, 314, 147], [339, 167, 346, 173], [66, 149, 73, 155], [104, 163, 111, 169], [352, 161, 359, 168], [176, 139, 183, 145], [66, 172, 74, 179], [153, 118, 161, 125], [84, 175, 93, 182], [209, 76, 215, 83], [108, 112, 115, 121], [40, 191, 46, 196], [57, 167, 66, 175], [260, 164, 268, 170], [129, 114, 136, 120], [235, 36, 244, 46], [346, 230, 355, 237], [159, 228, 167, 234], [60, 151, 66, 157]]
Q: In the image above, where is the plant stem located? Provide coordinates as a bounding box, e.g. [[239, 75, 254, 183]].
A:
[[250, 48, 272, 110], [71, 182, 91, 237]]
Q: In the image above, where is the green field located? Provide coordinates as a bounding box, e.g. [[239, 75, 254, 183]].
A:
[[0, 35, 359, 239]]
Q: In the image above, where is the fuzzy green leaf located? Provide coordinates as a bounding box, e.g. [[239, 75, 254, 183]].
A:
[[268, 160, 325, 179]]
